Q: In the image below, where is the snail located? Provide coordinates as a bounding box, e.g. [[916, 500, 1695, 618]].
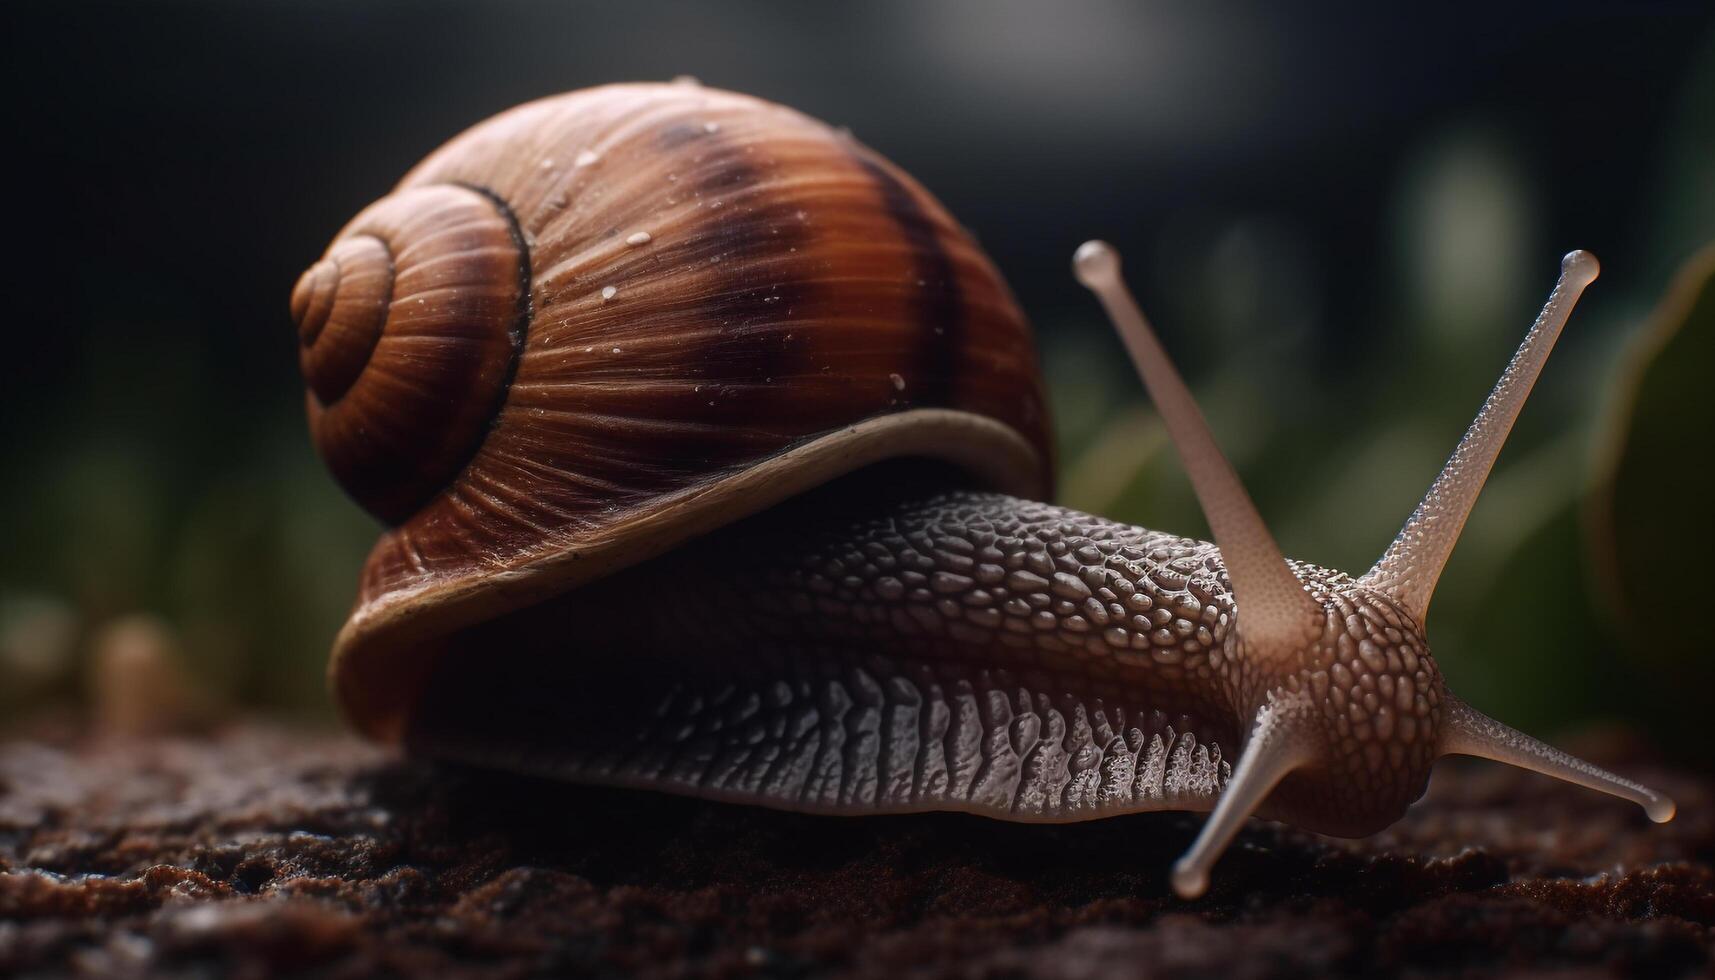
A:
[[291, 82, 1674, 898]]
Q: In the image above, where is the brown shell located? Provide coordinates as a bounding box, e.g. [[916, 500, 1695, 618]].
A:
[[293, 185, 529, 524], [294, 83, 1052, 740]]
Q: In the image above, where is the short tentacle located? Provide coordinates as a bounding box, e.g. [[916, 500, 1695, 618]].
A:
[[1170, 691, 1317, 898], [1439, 697, 1674, 823]]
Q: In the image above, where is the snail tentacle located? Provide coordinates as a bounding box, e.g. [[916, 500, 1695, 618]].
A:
[[1363, 251, 1600, 619], [1439, 697, 1674, 823], [1171, 690, 1317, 899], [1075, 242, 1324, 657]]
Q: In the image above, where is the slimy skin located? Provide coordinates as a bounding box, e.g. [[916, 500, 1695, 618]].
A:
[[415, 473, 1439, 839]]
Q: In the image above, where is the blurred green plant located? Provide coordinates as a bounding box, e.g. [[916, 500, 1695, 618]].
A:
[[1585, 244, 1715, 763], [0, 422, 372, 725]]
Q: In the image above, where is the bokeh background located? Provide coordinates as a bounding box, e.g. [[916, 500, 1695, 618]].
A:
[[3, 2, 1711, 758]]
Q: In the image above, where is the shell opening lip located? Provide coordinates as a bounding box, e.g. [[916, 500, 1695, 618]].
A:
[[329, 408, 1048, 743]]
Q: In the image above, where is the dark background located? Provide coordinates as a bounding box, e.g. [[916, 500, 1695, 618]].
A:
[[2, 2, 1710, 748]]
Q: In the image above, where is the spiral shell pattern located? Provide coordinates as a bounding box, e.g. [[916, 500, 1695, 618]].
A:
[[292, 185, 528, 524]]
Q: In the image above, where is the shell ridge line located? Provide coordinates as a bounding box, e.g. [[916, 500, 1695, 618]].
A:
[[438, 179, 535, 516]]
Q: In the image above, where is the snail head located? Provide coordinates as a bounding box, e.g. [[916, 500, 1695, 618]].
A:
[[1074, 242, 1672, 899]]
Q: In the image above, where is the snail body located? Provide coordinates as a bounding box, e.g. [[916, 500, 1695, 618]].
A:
[[414, 468, 1426, 839], [293, 83, 1672, 897]]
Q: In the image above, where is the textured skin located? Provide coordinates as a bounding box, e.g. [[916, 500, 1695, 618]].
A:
[[413, 469, 1445, 835]]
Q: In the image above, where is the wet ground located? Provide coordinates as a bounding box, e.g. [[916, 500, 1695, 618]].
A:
[[1, 724, 1709, 978]]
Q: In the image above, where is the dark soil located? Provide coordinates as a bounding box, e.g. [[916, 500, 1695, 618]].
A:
[[1, 724, 1710, 978]]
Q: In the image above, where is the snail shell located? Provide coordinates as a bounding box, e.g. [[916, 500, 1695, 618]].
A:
[[291, 84, 1052, 739]]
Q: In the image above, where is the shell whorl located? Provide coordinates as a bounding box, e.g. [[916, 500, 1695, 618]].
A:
[[292, 184, 528, 525]]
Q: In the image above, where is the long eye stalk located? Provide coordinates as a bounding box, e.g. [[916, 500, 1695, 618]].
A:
[[1363, 251, 1599, 621], [1074, 242, 1323, 657]]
